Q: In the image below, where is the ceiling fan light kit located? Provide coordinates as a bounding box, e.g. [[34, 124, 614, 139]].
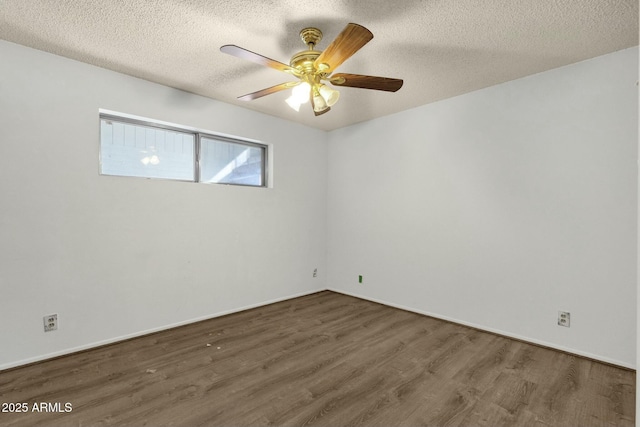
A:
[[285, 82, 311, 111], [220, 23, 403, 116], [319, 84, 340, 106]]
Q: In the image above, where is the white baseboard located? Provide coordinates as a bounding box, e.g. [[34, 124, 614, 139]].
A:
[[327, 287, 635, 370], [3, 287, 633, 371], [0, 288, 324, 371]]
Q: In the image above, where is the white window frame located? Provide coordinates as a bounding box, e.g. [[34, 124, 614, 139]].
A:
[[99, 112, 268, 188]]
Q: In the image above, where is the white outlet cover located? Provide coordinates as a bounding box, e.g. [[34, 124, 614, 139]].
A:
[[557, 311, 570, 327], [43, 314, 58, 332]]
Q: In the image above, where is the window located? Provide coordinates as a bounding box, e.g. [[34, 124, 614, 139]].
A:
[[100, 119, 195, 181], [99, 114, 267, 187], [200, 136, 265, 186]]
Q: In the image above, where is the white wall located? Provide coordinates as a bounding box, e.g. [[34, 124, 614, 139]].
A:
[[0, 40, 328, 369], [327, 47, 638, 368], [1, 39, 637, 371]]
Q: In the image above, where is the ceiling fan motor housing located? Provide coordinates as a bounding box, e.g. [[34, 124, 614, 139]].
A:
[[291, 27, 328, 82], [290, 50, 320, 74]]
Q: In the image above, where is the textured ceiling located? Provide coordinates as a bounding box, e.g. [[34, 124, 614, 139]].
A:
[[1, 0, 638, 131]]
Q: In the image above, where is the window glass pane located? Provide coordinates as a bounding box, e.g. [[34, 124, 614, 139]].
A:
[[199, 137, 264, 186], [100, 119, 195, 180]]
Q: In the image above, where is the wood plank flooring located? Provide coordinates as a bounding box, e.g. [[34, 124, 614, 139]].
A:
[[0, 291, 635, 426]]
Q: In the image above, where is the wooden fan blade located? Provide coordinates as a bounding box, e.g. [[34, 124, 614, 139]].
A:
[[330, 73, 403, 92], [220, 45, 296, 74], [237, 81, 300, 101], [314, 23, 373, 73]]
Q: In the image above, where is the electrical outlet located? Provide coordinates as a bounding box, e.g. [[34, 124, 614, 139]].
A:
[[44, 314, 58, 332], [313, 268, 317, 278], [558, 311, 570, 327]]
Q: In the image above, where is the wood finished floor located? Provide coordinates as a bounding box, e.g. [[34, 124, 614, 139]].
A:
[[0, 291, 635, 426]]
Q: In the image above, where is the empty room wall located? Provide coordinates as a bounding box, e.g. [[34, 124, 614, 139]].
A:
[[0, 40, 328, 369], [327, 47, 638, 368], [1, 38, 637, 372]]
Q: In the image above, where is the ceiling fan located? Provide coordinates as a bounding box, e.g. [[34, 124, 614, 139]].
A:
[[220, 23, 403, 116]]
